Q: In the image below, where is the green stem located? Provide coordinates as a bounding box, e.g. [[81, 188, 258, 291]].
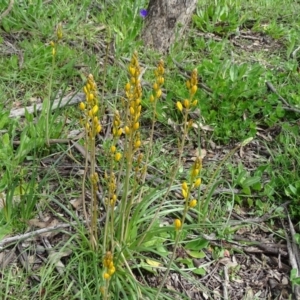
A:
[[137, 109, 189, 247]]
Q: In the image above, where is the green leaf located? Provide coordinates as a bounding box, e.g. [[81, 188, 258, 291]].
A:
[[185, 238, 209, 251], [192, 267, 206, 276], [177, 258, 193, 268], [186, 250, 206, 259], [294, 233, 300, 246]]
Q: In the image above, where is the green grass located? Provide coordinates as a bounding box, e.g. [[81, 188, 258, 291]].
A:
[[1, 0, 300, 298]]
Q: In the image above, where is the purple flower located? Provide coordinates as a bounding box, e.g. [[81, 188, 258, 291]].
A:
[[139, 9, 148, 18]]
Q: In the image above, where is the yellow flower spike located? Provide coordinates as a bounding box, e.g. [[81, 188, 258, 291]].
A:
[[194, 178, 201, 188], [153, 83, 158, 90], [136, 98, 141, 105], [150, 95, 155, 102], [133, 122, 139, 130], [183, 99, 190, 108], [190, 85, 197, 95], [194, 157, 202, 170], [110, 145, 116, 153], [176, 101, 183, 112], [174, 219, 182, 230], [189, 199, 197, 208], [156, 89, 162, 98], [103, 273, 110, 280], [131, 77, 136, 84], [79, 102, 85, 110], [92, 105, 99, 115], [115, 152, 122, 162], [182, 182, 188, 191], [124, 126, 130, 135]]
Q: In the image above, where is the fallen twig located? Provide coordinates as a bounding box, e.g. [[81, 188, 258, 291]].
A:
[[9, 92, 85, 118], [0, 215, 106, 249], [283, 209, 300, 299]]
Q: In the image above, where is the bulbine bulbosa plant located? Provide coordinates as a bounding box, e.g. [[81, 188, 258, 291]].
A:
[[79, 52, 202, 299]]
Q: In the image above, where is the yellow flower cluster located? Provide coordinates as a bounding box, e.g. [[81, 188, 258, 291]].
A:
[[50, 23, 63, 57], [105, 171, 117, 207], [176, 69, 198, 112], [150, 60, 164, 103], [174, 156, 202, 230], [124, 52, 142, 149], [111, 111, 123, 162], [80, 74, 102, 137], [103, 251, 116, 280]]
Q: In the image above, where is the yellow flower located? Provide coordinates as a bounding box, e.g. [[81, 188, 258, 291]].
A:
[[79, 102, 85, 110], [150, 94, 155, 102], [174, 219, 182, 230], [117, 128, 123, 136], [182, 182, 188, 191], [182, 189, 188, 199], [125, 82, 131, 91], [176, 101, 183, 112], [56, 23, 63, 40], [192, 99, 198, 107], [110, 145, 116, 153], [156, 89, 162, 98], [108, 266, 116, 275], [183, 99, 190, 108], [190, 85, 197, 95], [191, 168, 200, 177], [189, 199, 197, 208], [194, 178, 201, 188], [88, 93, 94, 102], [125, 126, 130, 135], [103, 273, 110, 280], [130, 107, 135, 115], [92, 105, 99, 115], [134, 140, 141, 148], [133, 122, 139, 130], [96, 124, 102, 133], [115, 152, 122, 162]]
